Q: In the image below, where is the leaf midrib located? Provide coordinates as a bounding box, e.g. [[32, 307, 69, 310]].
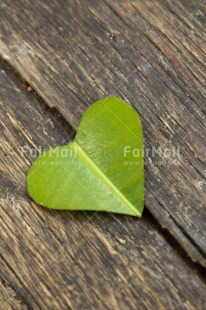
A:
[[70, 141, 140, 217]]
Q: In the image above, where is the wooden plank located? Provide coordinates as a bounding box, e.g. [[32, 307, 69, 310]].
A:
[[0, 0, 205, 268], [1, 60, 206, 309]]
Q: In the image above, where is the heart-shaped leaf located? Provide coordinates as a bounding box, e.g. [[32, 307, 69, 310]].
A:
[[27, 97, 144, 216]]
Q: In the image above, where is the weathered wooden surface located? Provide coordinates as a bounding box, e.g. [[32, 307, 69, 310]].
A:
[[0, 278, 23, 310], [1, 59, 206, 309], [0, 0, 206, 308], [0, 0, 206, 268]]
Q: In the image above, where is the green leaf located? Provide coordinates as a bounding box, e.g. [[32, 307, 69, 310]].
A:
[[27, 97, 144, 216]]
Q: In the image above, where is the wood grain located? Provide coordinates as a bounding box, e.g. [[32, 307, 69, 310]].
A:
[[0, 278, 24, 310], [1, 60, 206, 309], [0, 0, 205, 267]]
